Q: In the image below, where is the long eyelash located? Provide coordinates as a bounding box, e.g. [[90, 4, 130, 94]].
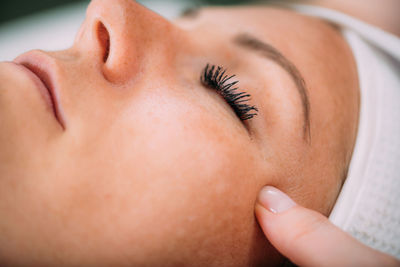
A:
[[200, 64, 258, 121]]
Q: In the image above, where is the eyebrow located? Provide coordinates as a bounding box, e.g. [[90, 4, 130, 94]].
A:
[[233, 33, 311, 142]]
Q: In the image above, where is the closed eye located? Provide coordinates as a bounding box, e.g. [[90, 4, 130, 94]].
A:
[[200, 64, 258, 122]]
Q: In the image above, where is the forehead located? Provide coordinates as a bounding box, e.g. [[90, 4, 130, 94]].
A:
[[176, 5, 347, 88], [179, 5, 329, 31], [179, 5, 341, 54]]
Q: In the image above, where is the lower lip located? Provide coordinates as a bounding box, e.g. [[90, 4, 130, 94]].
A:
[[12, 62, 55, 112]]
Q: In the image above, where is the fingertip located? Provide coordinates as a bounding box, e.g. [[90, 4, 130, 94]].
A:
[[257, 186, 297, 214], [254, 202, 267, 215], [254, 200, 280, 243]]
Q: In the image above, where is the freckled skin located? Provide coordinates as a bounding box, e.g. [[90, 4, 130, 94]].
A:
[[0, 0, 359, 266]]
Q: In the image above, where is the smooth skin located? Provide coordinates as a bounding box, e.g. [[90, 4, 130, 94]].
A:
[[0, 0, 359, 266]]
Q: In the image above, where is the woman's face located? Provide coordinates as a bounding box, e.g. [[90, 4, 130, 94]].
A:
[[0, 0, 359, 265]]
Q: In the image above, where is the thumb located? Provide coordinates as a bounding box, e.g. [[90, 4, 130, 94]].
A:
[[255, 186, 398, 267]]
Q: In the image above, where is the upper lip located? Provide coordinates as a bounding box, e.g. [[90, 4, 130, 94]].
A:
[[14, 51, 66, 129]]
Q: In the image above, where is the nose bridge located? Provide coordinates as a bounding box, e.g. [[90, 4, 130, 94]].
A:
[[83, 0, 180, 83]]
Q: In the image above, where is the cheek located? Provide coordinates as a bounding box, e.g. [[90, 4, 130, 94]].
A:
[[6, 101, 265, 265], [100, 107, 264, 263]]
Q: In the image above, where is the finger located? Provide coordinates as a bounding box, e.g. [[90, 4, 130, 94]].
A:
[[255, 186, 398, 267]]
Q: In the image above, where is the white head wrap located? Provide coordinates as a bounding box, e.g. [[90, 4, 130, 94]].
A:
[[276, 3, 400, 259]]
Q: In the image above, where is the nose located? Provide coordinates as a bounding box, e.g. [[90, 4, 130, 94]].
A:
[[75, 0, 181, 83]]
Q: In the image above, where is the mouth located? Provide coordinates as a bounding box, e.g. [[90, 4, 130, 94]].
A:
[[14, 54, 65, 129]]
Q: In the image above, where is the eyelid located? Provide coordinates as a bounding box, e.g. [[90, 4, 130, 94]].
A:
[[200, 64, 258, 122]]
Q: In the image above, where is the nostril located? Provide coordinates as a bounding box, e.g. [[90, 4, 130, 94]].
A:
[[97, 22, 110, 63]]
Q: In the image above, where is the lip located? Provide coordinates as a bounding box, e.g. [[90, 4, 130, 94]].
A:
[[13, 54, 65, 129]]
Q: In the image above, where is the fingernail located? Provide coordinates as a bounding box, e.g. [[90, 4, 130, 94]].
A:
[[257, 186, 296, 213]]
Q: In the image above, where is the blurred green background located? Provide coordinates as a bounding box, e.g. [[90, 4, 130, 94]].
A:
[[0, 0, 87, 24], [0, 0, 254, 24]]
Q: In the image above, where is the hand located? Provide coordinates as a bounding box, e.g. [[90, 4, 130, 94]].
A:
[[255, 186, 400, 267]]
